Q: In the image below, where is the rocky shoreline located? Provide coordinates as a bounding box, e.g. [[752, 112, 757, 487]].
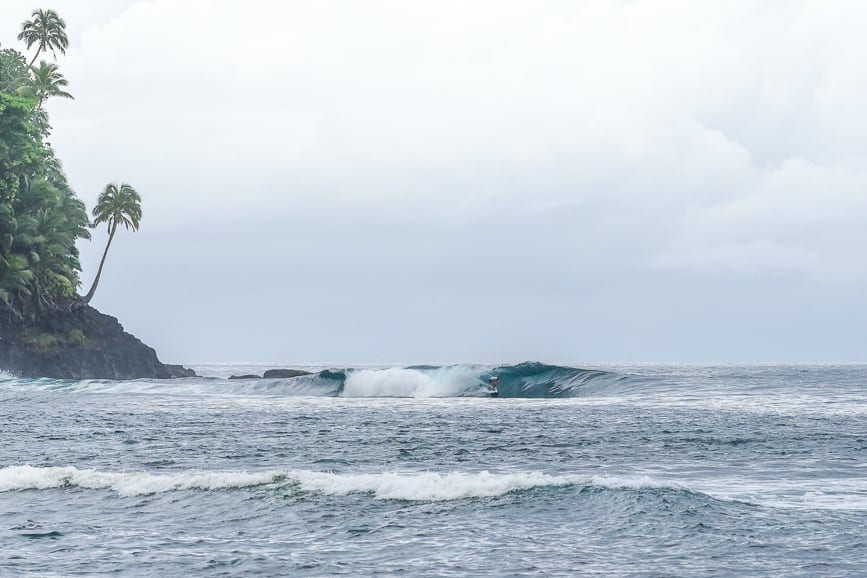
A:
[[0, 305, 196, 380]]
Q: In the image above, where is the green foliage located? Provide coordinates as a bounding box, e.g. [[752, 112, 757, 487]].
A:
[[29, 60, 73, 108], [83, 182, 142, 303], [0, 93, 45, 199], [0, 48, 29, 93], [1, 173, 90, 320], [1, 9, 94, 325], [20, 330, 58, 352], [18, 327, 91, 352], [93, 183, 142, 231], [17, 9, 69, 66], [66, 328, 87, 346]]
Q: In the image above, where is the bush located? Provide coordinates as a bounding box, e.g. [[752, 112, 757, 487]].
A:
[[66, 328, 87, 346], [21, 332, 58, 352]]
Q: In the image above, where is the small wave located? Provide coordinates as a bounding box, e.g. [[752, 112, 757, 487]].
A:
[[0, 465, 280, 497], [290, 470, 678, 501], [0, 374, 344, 397], [0, 465, 678, 500], [7, 466, 860, 510]]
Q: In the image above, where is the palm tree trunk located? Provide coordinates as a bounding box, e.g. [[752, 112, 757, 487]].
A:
[[83, 221, 116, 305], [28, 47, 42, 67]]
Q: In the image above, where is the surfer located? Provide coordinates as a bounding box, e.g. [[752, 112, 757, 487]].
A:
[[489, 376, 500, 397]]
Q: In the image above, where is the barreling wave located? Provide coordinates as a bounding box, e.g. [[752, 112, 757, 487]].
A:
[[338, 362, 640, 398], [0, 465, 681, 501], [0, 362, 643, 398]]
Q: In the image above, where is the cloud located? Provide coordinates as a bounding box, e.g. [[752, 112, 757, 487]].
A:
[[2, 0, 866, 360]]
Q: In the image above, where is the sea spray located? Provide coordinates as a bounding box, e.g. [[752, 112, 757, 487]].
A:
[[342, 365, 487, 397]]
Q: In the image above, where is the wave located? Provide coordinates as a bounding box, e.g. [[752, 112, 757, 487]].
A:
[[0, 362, 638, 398], [231, 362, 636, 398], [342, 365, 486, 397], [0, 465, 677, 500], [280, 361, 637, 398], [0, 465, 278, 497], [288, 470, 677, 501], [4, 466, 864, 510]]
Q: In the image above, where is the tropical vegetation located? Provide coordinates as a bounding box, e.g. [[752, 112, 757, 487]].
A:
[[0, 9, 140, 329], [83, 183, 141, 304], [17, 8, 68, 67]]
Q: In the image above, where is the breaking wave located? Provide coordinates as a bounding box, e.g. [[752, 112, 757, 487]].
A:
[[342, 365, 485, 397], [287, 470, 678, 501], [0, 362, 644, 398], [5, 466, 861, 510], [0, 465, 276, 497], [0, 465, 679, 501]]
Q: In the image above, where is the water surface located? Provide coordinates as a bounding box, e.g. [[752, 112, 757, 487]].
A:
[[1, 363, 865, 575]]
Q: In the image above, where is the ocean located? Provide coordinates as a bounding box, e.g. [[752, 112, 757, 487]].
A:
[[1, 362, 865, 576]]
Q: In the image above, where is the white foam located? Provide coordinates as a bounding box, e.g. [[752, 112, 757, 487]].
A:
[[693, 477, 867, 511], [0, 465, 279, 497], [0, 465, 675, 500], [0, 376, 342, 398], [342, 365, 484, 397], [291, 470, 672, 501], [5, 465, 863, 509]]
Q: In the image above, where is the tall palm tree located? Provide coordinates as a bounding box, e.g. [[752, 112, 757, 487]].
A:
[[18, 9, 69, 67], [28, 61, 73, 109], [82, 183, 142, 304]]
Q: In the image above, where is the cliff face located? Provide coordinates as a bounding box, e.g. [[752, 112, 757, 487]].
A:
[[0, 305, 195, 379]]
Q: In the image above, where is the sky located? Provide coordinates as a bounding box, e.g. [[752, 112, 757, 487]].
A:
[[2, 0, 867, 363]]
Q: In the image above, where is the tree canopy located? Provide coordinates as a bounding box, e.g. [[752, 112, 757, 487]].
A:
[[1, 9, 128, 327], [17, 9, 69, 67], [0, 49, 28, 94], [0, 89, 88, 323], [28, 61, 74, 109]]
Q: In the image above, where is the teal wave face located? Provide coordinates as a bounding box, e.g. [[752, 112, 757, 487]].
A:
[[485, 362, 625, 397], [322, 362, 632, 398]]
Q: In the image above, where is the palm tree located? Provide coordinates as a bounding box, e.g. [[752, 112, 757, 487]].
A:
[[82, 183, 142, 304], [17, 9, 69, 67], [0, 204, 33, 320], [28, 61, 73, 109]]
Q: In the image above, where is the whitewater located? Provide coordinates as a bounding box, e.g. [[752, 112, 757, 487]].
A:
[[1, 362, 866, 576]]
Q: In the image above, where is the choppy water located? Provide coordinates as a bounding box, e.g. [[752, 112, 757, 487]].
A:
[[1, 362, 865, 576]]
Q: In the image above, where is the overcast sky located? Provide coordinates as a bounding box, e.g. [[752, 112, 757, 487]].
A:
[[2, 1, 866, 363]]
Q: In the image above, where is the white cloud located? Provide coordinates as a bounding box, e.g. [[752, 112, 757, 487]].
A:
[[2, 0, 866, 359]]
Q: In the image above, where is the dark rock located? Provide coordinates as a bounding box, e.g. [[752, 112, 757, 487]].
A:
[[164, 364, 198, 378], [0, 305, 196, 380], [229, 374, 262, 380], [262, 368, 312, 379]]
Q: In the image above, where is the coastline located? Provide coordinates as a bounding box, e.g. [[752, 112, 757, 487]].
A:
[[0, 304, 195, 380]]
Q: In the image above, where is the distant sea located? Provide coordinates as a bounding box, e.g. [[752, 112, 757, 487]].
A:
[[1, 362, 865, 576]]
